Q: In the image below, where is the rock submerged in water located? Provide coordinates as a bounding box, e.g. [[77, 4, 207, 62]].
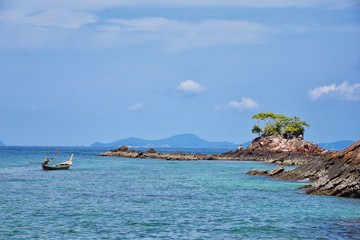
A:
[[269, 167, 284, 176], [246, 169, 268, 175], [246, 167, 284, 177]]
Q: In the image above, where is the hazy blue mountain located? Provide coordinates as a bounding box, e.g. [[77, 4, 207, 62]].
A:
[[91, 134, 239, 149], [0, 140, 4, 146], [318, 140, 355, 151], [93, 135, 355, 151]]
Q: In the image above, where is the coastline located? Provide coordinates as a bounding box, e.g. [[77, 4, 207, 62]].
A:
[[99, 139, 360, 199], [98, 146, 324, 165]]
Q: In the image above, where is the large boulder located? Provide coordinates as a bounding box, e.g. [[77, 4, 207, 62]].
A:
[[113, 146, 129, 152], [146, 148, 157, 154], [248, 136, 327, 154]]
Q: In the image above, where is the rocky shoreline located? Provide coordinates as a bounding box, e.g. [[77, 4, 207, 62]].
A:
[[98, 137, 360, 198], [99, 136, 327, 165], [98, 146, 324, 165], [247, 140, 360, 198]]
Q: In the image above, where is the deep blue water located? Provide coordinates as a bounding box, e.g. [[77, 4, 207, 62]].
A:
[[0, 146, 359, 239]]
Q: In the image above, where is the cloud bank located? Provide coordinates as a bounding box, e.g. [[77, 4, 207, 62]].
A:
[[308, 81, 360, 101]]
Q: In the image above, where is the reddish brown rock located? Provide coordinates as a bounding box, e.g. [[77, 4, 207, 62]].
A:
[[248, 136, 327, 155], [275, 140, 360, 198]]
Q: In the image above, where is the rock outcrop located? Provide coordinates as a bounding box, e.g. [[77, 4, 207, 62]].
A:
[[224, 136, 326, 165], [285, 140, 359, 198], [248, 136, 326, 155], [101, 147, 209, 161], [250, 140, 360, 198]]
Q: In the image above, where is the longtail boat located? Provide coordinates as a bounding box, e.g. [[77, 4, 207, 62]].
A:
[[42, 154, 74, 170]]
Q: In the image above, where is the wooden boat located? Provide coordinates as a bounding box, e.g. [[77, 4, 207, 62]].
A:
[[42, 154, 74, 170]]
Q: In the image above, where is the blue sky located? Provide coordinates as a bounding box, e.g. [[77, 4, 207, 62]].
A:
[[0, 0, 359, 146]]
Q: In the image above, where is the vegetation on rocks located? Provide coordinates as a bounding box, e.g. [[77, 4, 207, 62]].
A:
[[252, 112, 310, 139]]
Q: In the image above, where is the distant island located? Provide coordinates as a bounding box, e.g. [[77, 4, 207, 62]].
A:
[[91, 133, 246, 149], [0, 140, 5, 146], [91, 133, 352, 151]]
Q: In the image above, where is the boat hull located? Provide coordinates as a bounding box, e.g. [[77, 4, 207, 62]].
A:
[[42, 164, 70, 170]]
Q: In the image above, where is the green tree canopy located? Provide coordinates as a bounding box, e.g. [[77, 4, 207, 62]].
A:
[[252, 112, 310, 139], [251, 124, 262, 137]]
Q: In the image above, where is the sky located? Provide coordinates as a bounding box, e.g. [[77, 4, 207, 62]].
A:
[[0, 0, 360, 146]]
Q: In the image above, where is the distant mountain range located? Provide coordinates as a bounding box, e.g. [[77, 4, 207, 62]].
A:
[[91, 134, 240, 149], [318, 140, 355, 151], [91, 134, 355, 151], [0, 140, 4, 146]]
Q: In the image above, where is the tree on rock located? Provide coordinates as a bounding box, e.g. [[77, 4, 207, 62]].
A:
[[282, 116, 310, 139], [252, 112, 310, 139], [251, 124, 263, 137]]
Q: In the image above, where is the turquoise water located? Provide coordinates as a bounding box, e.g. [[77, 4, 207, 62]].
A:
[[1, 147, 359, 239]]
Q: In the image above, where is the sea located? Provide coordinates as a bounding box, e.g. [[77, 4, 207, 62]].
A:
[[1, 146, 359, 240]]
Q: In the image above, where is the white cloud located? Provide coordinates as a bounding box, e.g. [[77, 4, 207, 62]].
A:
[[129, 103, 144, 111], [308, 81, 360, 101], [215, 97, 259, 111], [229, 97, 259, 110], [177, 80, 206, 94]]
